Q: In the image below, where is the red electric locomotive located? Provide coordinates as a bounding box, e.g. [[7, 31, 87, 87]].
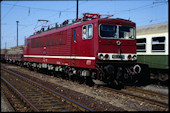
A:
[[24, 13, 149, 87]]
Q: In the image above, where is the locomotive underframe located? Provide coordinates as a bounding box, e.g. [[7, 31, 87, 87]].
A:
[[21, 60, 150, 87]]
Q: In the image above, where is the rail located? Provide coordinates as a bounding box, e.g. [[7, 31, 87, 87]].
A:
[[1, 76, 40, 112], [100, 86, 168, 110], [1, 67, 94, 112]]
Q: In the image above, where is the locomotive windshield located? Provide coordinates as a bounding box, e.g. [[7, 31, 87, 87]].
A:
[[119, 26, 135, 39], [99, 24, 135, 39], [100, 24, 117, 38]]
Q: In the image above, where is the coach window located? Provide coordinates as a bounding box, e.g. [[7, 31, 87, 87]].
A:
[[82, 24, 93, 40], [152, 36, 165, 52], [136, 38, 146, 52]]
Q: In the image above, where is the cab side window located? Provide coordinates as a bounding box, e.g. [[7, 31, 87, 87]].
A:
[[82, 24, 93, 40]]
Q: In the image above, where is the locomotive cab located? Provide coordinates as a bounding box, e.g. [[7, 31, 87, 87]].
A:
[[98, 22, 137, 61], [92, 18, 149, 87]]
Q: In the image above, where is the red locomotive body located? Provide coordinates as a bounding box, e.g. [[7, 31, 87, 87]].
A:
[[24, 19, 96, 69], [24, 13, 149, 87]]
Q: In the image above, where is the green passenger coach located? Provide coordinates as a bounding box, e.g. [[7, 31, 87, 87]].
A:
[[136, 22, 168, 82]]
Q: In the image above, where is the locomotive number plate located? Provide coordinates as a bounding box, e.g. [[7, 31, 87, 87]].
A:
[[112, 55, 124, 59]]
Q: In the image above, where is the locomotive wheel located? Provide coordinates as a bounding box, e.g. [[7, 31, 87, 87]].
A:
[[85, 76, 94, 87], [36, 67, 41, 73], [50, 71, 55, 77], [158, 73, 168, 82], [105, 75, 118, 87], [78, 76, 85, 84], [107, 79, 123, 89], [70, 74, 76, 82], [55, 72, 61, 78], [135, 64, 150, 86], [28, 65, 34, 71], [106, 77, 114, 87], [34, 67, 38, 72], [20, 62, 24, 67]]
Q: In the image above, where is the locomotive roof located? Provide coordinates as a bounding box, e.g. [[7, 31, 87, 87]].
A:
[[136, 22, 168, 35], [27, 18, 135, 40], [98, 18, 135, 27]]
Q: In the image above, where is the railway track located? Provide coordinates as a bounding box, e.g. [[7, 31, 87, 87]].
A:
[[99, 86, 168, 110], [1, 64, 168, 111], [1, 67, 93, 112], [124, 86, 168, 99]]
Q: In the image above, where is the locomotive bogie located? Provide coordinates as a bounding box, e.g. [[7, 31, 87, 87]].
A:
[[94, 61, 149, 86]]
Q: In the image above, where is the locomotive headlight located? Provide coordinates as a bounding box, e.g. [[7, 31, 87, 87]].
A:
[[104, 54, 109, 60], [127, 55, 132, 60], [99, 54, 104, 60], [132, 55, 137, 60]]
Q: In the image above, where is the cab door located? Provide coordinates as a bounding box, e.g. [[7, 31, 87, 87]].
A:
[[72, 28, 77, 55], [71, 24, 94, 68], [71, 27, 79, 66], [79, 24, 93, 56]]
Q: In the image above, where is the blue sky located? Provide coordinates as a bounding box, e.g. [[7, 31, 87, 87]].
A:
[[1, 0, 168, 49]]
